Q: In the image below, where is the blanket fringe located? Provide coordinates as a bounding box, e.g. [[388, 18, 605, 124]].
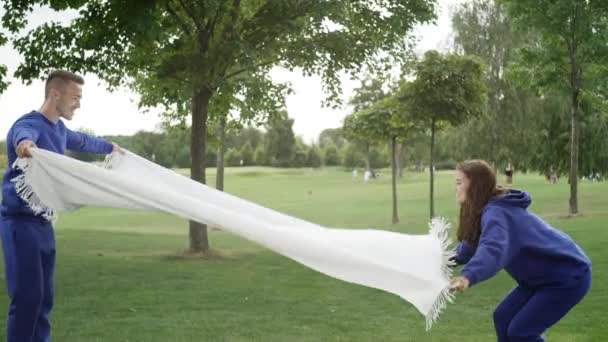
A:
[[425, 217, 456, 331], [11, 152, 120, 223], [102, 151, 121, 170], [11, 158, 56, 222]]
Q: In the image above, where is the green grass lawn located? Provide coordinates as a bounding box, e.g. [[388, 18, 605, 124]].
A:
[[0, 167, 605, 341]]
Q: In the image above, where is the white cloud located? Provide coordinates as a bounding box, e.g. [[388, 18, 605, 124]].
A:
[[0, 0, 463, 143]]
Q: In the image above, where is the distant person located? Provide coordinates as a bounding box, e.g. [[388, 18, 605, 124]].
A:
[[364, 170, 371, 182], [546, 166, 558, 184], [450, 160, 591, 342], [505, 162, 513, 185], [0, 70, 122, 342]]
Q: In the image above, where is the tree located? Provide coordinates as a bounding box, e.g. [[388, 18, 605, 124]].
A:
[[3, 0, 436, 252], [523, 94, 569, 180], [578, 99, 608, 180], [213, 75, 288, 191], [254, 145, 267, 166], [129, 131, 165, 161], [307, 145, 323, 168], [342, 144, 364, 169], [265, 113, 296, 167], [213, 117, 245, 191], [292, 143, 308, 168], [530, 94, 608, 181], [231, 127, 264, 150], [0, 150, 7, 171], [215, 117, 228, 191], [368, 147, 390, 169], [501, 0, 608, 214], [322, 144, 340, 166], [343, 77, 389, 172], [224, 148, 242, 167], [343, 114, 373, 171], [352, 92, 415, 224], [0, 31, 7, 94], [318, 128, 346, 149], [158, 123, 192, 168], [240, 142, 254, 166], [407, 50, 486, 218], [452, 0, 533, 167]]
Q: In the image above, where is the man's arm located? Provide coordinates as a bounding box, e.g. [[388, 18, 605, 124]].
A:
[[66, 128, 116, 154], [13, 118, 40, 158], [13, 119, 40, 157]]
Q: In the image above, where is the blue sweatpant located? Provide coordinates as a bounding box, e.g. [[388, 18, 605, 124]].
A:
[[493, 269, 591, 342], [0, 216, 55, 342]]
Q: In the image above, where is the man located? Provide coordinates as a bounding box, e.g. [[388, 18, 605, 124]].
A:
[[0, 70, 121, 342]]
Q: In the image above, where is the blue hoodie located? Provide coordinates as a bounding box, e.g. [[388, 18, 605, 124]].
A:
[[2, 111, 113, 218], [454, 190, 591, 288]]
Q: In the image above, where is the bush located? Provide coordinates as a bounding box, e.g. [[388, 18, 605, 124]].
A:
[[323, 144, 340, 166], [292, 148, 308, 168], [254, 146, 267, 166], [369, 148, 389, 169], [434, 160, 457, 170], [225, 149, 242, 167], [342, 145, 364, 168], [174, 146, 191, 168], [241, 143, 254, 166], [206, 150, 217, 167], [307, 146, 323, 168], [0, 154, 7, 171]]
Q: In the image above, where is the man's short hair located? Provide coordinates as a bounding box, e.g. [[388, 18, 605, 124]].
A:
[[45, 70, 85, 99]]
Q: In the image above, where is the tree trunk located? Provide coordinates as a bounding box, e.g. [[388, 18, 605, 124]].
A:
[[568, 16, 580, 216], [398, 142, 406, 178], [391, 136, 399, 224], [430, 118, 436, 219], [189, 86, 212, 252], [488, 73, 501, 167], [489, 113, 497, 167], [364, 143, 371, 173], [569, 82, 580, 215], [216, 116, 227, 192]]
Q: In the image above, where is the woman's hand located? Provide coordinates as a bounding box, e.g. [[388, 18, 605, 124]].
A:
[[450, 276, 470, 293]]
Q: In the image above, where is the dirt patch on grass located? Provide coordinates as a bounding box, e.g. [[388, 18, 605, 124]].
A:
[[163, 248, 256, 261]]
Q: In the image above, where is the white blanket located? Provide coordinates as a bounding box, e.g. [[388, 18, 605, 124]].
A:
[[13, 148, 454, 329]]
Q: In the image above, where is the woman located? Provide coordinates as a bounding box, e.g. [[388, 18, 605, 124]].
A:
[[450, 160, 591, 342], [504, 162, 513, 185]]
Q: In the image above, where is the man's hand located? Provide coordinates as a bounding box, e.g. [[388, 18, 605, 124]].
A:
[[450, 276, 470, 293], [16, 140, 35, 158], [111, 142, 124, 154]]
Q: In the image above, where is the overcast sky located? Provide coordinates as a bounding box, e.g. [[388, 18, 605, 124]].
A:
[[0, 0, 465, 143]]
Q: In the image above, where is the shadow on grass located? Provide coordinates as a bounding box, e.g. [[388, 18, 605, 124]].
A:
[[161, 248, 257, 262]]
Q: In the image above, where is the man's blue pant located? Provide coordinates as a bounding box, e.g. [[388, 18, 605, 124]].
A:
[[0, 216, 55, 342], [493, 269, 591, 342]]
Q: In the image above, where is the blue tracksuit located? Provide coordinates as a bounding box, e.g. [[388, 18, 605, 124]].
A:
[[1, 111, 112, 342], [454, 190, 591, 342]]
